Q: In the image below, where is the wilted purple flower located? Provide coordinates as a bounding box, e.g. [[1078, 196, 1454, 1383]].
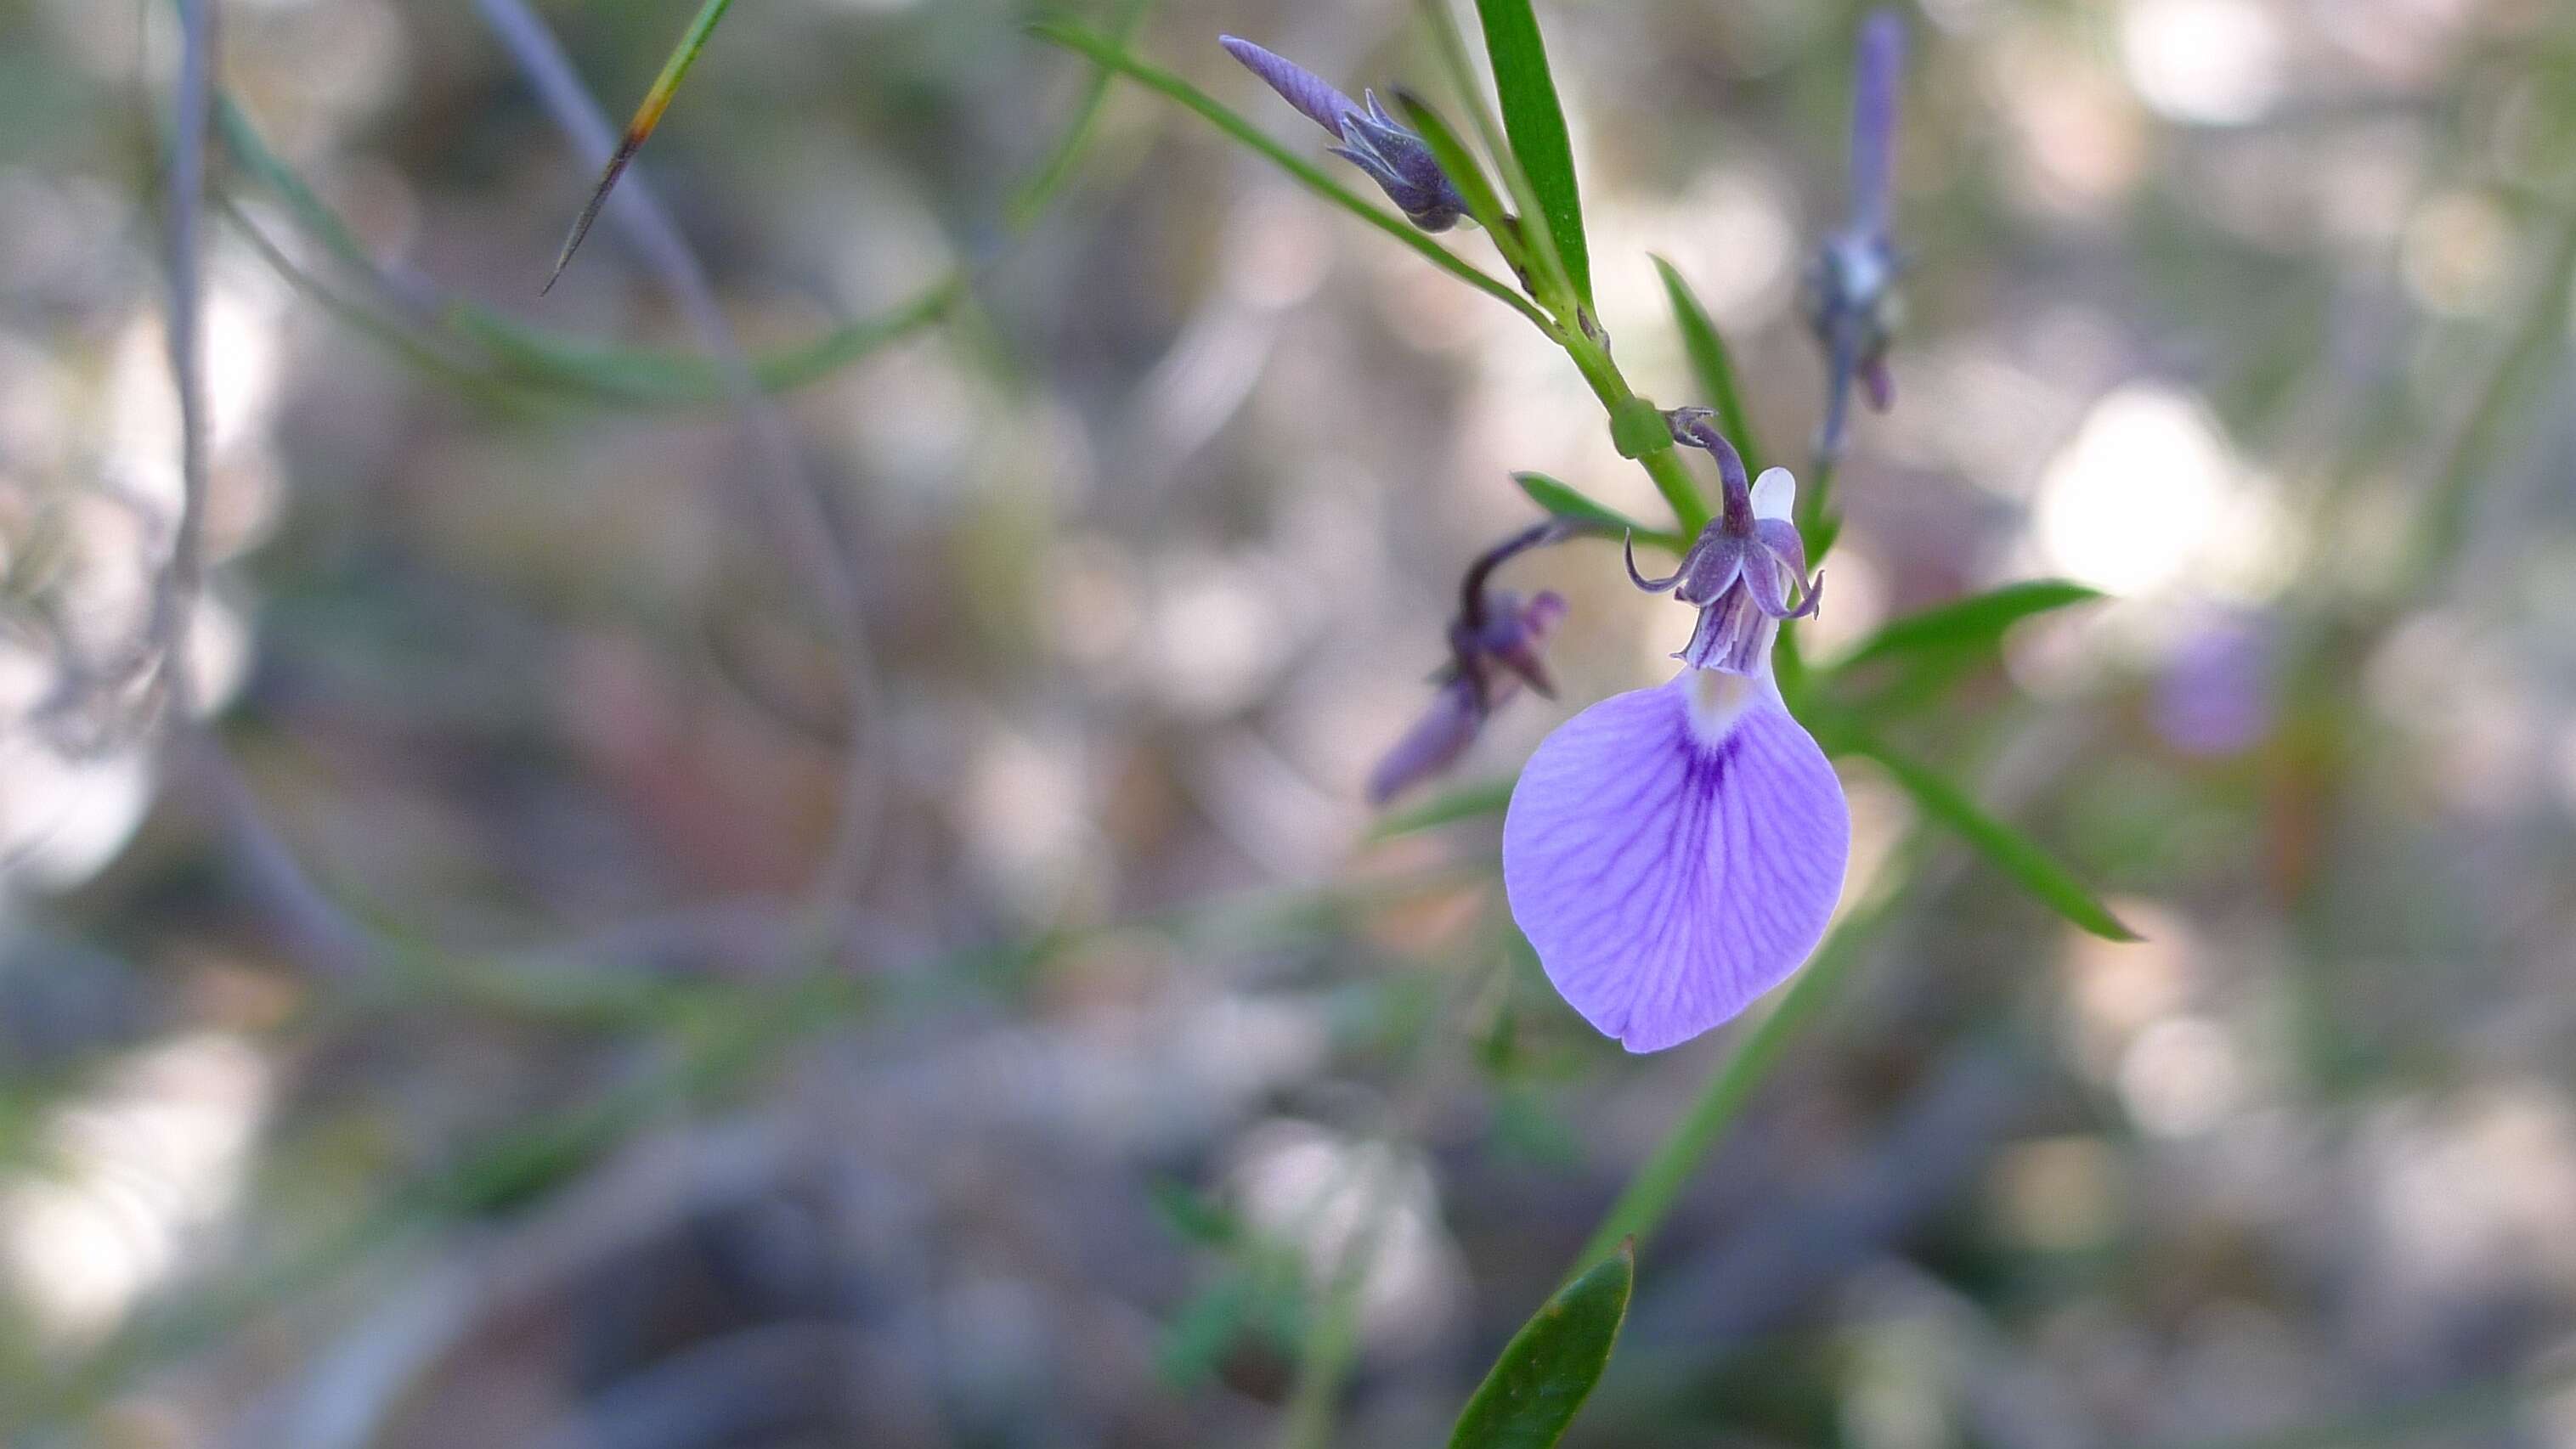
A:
[[1368, 523, 1570, 803], [1221, 36, 1469, 232], [1501, 430, 1849, 1053], [1805, 10, 1907, 459]]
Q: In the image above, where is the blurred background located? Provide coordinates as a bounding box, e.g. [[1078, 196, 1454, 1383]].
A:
[[5, 0, 2576, 1443]]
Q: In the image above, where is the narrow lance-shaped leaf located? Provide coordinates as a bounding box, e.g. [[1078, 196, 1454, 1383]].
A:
[[1510, 471, 1685, 551], [1409, 0, 1568, 307], [1838, 580, 2103, 669], [452, 275, 964, 406], [1850, 735, 2139, 942], [545, 0, 736, 292], [1472, 0, 1592, 309], [1652, 255, 1764, 479], [1030, 22, 1549, 329], [1449, 1238, 1633, 1449]]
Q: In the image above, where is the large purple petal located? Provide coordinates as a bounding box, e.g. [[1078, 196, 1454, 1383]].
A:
[[1501, 674, 1850, 1053]]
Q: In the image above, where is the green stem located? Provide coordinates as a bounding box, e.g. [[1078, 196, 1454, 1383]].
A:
[[1561, 335, 1709, 533], [2405, 197, 2576, 596], [1568, 832, 1921, 1275]]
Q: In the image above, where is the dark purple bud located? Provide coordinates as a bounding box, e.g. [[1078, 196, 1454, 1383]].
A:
[[1805, 11, 1909, 459], [1221, 37, 1468, 231], [1848, 11, 1906, 239], [1331, 93, 1469, 231], [1220, 36, 1364, 137]]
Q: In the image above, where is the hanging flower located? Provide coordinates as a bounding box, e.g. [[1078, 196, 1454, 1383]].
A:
[[1370, 522, 1571, 803], [1805, 9, 1907, 459], [1501, 430, 1849, 1052], [1219, 36, 1470, 232]]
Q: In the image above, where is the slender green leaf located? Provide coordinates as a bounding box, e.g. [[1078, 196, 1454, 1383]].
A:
[[219, 200, 507, 399], [1010, 0, 1157, 232], [1472, 0, 1591, 309], [1390, 90, 1515, 248], [1853, 736, 2138, 942], [1652, 254, 1762, 477], [218, 84, 966, 407], [1839, 580, 2103, 669], [1029, 22, 1548, 330], [215, 96, 394, 294], [546, 0, 736, 291], [1511, 471, 1684, 550], [1449, 1239, 1632, 1449], [1569, 841, 1917, 1271], [1411, 0, 1573, 313], [451, 276, 964, 405]]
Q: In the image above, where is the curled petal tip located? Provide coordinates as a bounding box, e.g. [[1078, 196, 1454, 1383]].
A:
[[1789, 570, 1826, 620], [1624, 531, 1684, 592]]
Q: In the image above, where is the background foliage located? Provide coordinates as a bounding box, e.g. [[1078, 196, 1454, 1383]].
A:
[[3, 0, 2576, 1444]]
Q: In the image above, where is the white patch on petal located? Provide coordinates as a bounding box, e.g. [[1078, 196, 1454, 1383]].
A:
[[1683, 667, 1761, 748], [1751, 467, 1798, 521]]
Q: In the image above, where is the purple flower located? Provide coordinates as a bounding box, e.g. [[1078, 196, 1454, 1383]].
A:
[[1501, 438, 1849, 1052], [1631, 413, 1824, 674], [1369, 522, 1571, 804], [1221, 36, 1469, 232], [1805, 10, 1907, 459], [2152, 612, 2274, 758], [1369, 589, 1565, 803]]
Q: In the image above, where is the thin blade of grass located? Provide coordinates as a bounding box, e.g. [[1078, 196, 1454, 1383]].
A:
[[545, 0, 737, 292], [1029, 21, 1547, 329], [1471, 0, 1591, 310], [1852, 736, 2138, 942], [476, 0, 885, 911], [1652, 254, 1762, 476], [450, 275, 964, 405], [1010, 0, 1157, 233], [1570, 830, 1921, 1272], [217, 82, 966, 406]]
